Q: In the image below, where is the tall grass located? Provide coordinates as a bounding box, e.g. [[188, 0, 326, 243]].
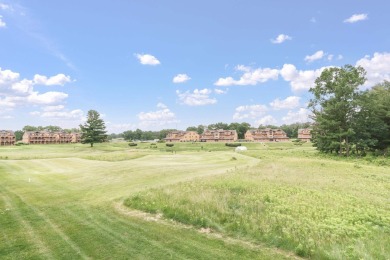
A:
[[125, 154, 390, 259]]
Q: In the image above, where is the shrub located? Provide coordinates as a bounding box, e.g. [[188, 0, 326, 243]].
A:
[[166, 143, 174, 147], [128, 143, 138, 147], [225, 143, 241, 147]]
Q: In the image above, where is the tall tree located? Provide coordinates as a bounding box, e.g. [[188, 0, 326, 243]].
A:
[[309, 65, 366, 156], [79, 110, 107, 147]]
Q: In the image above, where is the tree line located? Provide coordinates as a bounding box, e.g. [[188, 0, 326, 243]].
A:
[[110, 122, 311, 141], [309, 65, 390, 156]]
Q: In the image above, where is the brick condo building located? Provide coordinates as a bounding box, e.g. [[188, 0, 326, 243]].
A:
[[0, 130, 16, 146], [22, 131, 81, 144], [245, 128, 289, 142], [200, 129, 238, 142], [298, 128, 312, 141], [164, 131, 200, 142]]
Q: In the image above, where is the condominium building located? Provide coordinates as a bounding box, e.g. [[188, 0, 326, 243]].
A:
[[22, 131, 81, 144], [165, 131, 200, 142], [298, 128, 312, 141], [0, 130, 16, 146], [245, 128, 289, 142], [200, 129, 238, 142]]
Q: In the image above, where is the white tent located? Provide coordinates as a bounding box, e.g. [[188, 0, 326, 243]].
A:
[[235, 146, 247, 152]]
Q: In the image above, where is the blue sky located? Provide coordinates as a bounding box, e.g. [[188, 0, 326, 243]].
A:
[[1, 1, 390, 133]]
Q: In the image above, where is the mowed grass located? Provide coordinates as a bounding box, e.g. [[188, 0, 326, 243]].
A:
[[0, 143, 292, 259], [124, 143, 390, 259]]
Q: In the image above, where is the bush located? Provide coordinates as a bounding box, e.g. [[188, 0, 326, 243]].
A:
[[225, 143, 241, 147], [128, 143, 138, 147], [166, 143, 174, 147]]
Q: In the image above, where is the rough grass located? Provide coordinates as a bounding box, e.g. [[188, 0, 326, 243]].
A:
[[0, 143, 292, 259], [124, 143, 390, 259]]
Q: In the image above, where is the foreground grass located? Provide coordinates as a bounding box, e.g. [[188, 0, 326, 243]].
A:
[[125, 144, 390, 259], [0, 143, 292, 259]]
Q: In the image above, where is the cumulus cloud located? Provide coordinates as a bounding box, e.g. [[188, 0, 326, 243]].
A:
[[214, 66, 279, 86], [355, 52, 390, 88], [214, 88, 228, 94], [135, 53, 161, 65], [0, 67, 19, 86], [280, 64, 328, 91], [173, 74, 191, 83], [270, 96, 300, 110], [0, 67, 72, 111], [27, 91, 68, 105], [255, 115, 278, 126], [176, 88, 217, 106], [271, 34, 292, 44], [282, 108, 312, 124], [0, 15, 6, 28], [33, 74, 72, 86], [344, 14, 368, 23], [233, 104, 268, 120], [42, 105, 65, 112], [137, 103, 178, 128], [304, 50, 325, 62]]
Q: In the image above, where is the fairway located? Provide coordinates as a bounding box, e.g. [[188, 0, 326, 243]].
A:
[[1, 142, 389, 259]]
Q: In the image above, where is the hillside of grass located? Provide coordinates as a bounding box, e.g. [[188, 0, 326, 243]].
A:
[[124, 142, 390, 259]]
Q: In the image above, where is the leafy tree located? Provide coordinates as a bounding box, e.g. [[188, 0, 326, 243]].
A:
[[309, 65, 366, 156], [79, 110, 107, 147], [357, 81, 390, 155], [228, 122, 251, 139], [44, 125, 62, 132], [208, 122, 229, 130], [196, 125, 205, 134], [14, 130, 24, 141], [186, 126, 197, 132]]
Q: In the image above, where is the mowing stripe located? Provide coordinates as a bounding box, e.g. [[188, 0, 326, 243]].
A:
[[3, 187, 91, 260], [0, 190, 54, 259]]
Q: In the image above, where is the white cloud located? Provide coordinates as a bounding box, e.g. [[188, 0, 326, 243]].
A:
[[270, 96, 300, 110], [33, 74, 72, 86], [156, 102, 167, 109], [173, 74, 191, 83], [233, 104, 268, 120], [214, 66, 279, 86], [137, 103, 178, 129], [338, 55, 343, 60], [356, 52, 390, 88], [0, 67, 19, 86], [280, 64, 328, 92], [327, 54, 334, 61], [40, 109, 84, 120], [42, 105, 65, 112], [135, 53, 161, 66], [304, 50, 324, 62], [0, 3, 10, 10], [255, 115, 278, 126], [214, 88, 227, 94], [282, 108, 312, 124], [176, 88, 217, 106], [344, 14, 368, 23], [11, 79, 33, 94], [271, 34, 292, 44], [0, 15, 6, 28], [27, 91, 68, 105]]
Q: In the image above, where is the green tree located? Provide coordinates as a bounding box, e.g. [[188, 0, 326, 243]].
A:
[[228, 122, 251, 139], [309, 65, 366, 156], [79, 110, 107, 147], [186, 126, 197, 132], [14, 130, 24, 141]]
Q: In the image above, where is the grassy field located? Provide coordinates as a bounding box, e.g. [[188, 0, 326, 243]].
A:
[[1, 142, 389, 259]]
